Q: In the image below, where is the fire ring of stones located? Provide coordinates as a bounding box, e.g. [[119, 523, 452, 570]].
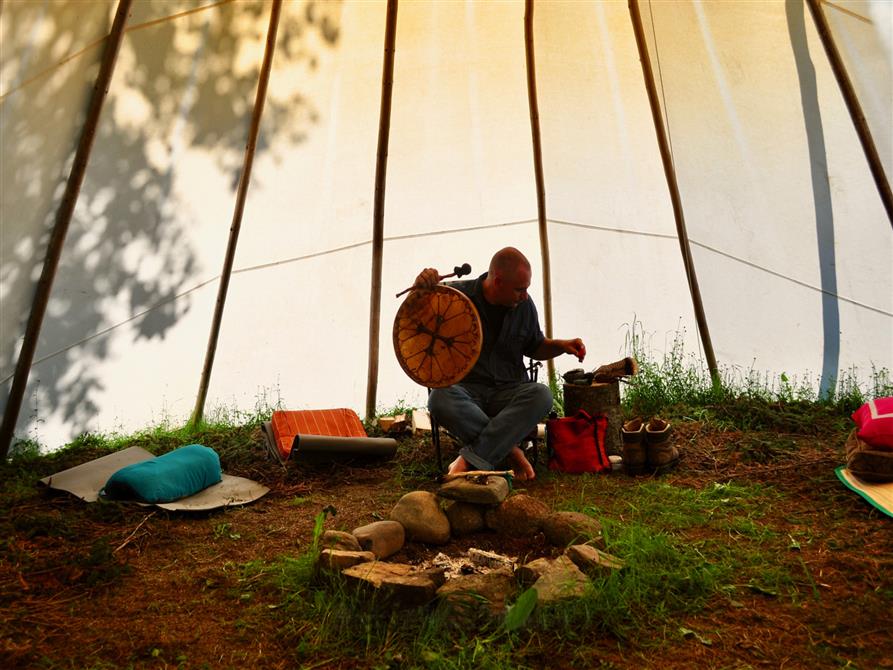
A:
[[317, 474, 625, 614]]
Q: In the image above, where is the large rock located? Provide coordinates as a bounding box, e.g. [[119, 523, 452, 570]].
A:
[[437, 475, 510, 505], [341, 561, 443, 608], [443, 500, 485, 536], [515, 557, 554, 586], [389, 491, 450, 544], [320, 530, 362, 552], [380, 569, 447, 607], [531, 555, 590, 603], [352, 520, 405, 559], [541, 511, 604, 548], [317, 549, 376, 573], [436, 569, 517, 616], [484, 494, 550, 536], [565, 544, 624, 573], [342, 561, 414, 586]]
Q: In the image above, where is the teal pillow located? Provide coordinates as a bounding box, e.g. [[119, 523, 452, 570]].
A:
[[102, 444, 222, 503]]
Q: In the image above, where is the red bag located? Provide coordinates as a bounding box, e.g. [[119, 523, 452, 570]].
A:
[[547, 409, 610, 473], [851, 397, 893, 450]]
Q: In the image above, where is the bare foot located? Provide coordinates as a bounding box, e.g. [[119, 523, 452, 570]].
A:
[[447, 455, 471, 476], [509, 446, 536, 481]]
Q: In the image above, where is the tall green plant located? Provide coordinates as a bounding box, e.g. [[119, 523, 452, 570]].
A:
[[548, 371, 564, 416], [619, 317, 892, 422]]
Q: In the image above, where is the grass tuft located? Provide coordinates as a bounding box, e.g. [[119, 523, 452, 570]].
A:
[[620, 319, 891, 432]]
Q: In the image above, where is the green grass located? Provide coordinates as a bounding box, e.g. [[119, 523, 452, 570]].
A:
[[2, 344, 883, 667], [619, 320, 891, 432], [212, 475, 805, 668]]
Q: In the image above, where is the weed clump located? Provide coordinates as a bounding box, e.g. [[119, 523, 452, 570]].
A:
[[619, 319, 891, 432]]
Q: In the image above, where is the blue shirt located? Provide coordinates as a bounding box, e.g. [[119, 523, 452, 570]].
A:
[[451, 273, 545, 385]]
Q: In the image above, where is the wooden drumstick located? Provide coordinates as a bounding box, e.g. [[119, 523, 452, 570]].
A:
[[395, 263, 472, 298]]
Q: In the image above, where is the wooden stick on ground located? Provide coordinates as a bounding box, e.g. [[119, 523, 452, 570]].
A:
[[114, 512, 155, 554]]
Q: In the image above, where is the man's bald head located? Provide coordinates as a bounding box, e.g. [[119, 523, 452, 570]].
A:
[[484, 247, 532, 307], [489, 247, 530, 279]]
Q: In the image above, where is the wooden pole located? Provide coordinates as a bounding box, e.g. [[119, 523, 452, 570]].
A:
[[190, 0, 282, 426], [0, 0, 134, 460], [365, 0, 399, 421], [627, 0, 720, 384], [805, 0, 893, 228], [524, 0, 556, 384]]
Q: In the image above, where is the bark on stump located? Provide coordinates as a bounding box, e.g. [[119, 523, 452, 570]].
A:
[[563, 381, 622, 456]]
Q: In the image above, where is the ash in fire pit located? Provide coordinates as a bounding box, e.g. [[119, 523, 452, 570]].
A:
[[422, 548, 517, 579]]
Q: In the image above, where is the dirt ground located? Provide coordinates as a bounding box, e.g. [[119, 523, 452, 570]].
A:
[[1, 422, 891, 669]]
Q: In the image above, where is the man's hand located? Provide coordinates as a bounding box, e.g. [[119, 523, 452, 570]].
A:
[[414, 268, 440, 291], [531, 337, 587, 362], [562, 338, 586, 362]]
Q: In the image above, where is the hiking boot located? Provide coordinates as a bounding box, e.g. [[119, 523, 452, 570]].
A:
[[621, 417, 647, 476], [645, 418, 679, 474]]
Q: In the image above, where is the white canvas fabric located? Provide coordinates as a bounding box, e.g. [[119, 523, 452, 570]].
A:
[[1, 0, 891, 449]]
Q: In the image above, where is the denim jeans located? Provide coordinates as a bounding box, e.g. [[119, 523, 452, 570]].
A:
[[428, 381, 553, 471]]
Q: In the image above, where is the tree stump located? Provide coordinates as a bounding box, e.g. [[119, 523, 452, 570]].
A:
[[563, 381, 622, 456]]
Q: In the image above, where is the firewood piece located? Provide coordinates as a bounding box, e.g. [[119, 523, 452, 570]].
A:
[[592, 356, 639, 382]]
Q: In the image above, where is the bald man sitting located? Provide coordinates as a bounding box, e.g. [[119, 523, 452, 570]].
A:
[[414, 247, 586, 480]]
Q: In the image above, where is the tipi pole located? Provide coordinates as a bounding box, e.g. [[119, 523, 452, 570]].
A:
[[365, 0, 399, 421], [190, 0, 282, 426], [805, 0, 893, 228], [524, 0, 556, 383], [627, 0, 719, 384], [0, 0, 134, 460]]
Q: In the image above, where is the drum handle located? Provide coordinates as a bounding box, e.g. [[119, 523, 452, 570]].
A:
[[395, 263, 472, 298]]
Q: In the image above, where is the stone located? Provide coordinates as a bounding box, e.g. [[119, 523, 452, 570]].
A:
[[484, 494, 550, 536], [342, 561, 441, 608], [541, 511, 604, 548], [352, 520, 405, 559], [515, 557, 554, 586], [436, 569, 517, 616], [531, 555, 590, 603], [443, 500, 485, 535], [565, 544, 625, 573], [390, 491, 451, 544], [417, 566, 448, 589], [318, 549, 376, 573], [342, 561, 414, 587], [379, 574, 439, 608], [437, 475, 510, 505], [320, 530, 362, 552]]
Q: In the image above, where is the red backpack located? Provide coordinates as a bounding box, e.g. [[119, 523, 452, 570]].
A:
[[547, 409, 610, 473]]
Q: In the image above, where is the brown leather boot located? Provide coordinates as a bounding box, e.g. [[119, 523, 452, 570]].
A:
[[645, 418, 679, 474], [621, 417, 647, 476]]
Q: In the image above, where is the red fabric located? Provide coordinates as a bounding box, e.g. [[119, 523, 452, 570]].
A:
[[271, 409, 367, 461], [546, 410, 610, 474], [852, 397, 893, 451]]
